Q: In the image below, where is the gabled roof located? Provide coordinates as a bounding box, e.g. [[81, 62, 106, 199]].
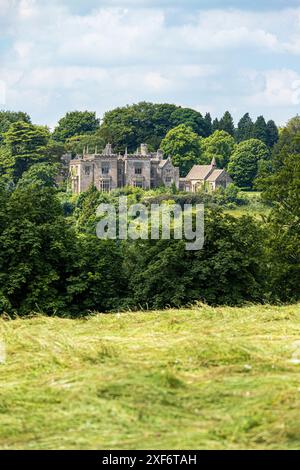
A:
[[186, 165, 213, 180], [159, 157, 170, 168], [206, 169, 226, 182]]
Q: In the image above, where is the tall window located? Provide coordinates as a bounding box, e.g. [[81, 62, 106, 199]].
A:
[[102, 164, 110, 175], [85, 166, 91, 176], [135, 166, 142, 175]]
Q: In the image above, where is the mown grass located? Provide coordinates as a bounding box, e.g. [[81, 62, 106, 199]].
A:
[[1, 304, 300, 450]]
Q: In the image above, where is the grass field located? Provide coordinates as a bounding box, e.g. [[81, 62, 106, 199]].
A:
[[225, 191, 271, 218], [1, 304, 300, 450]]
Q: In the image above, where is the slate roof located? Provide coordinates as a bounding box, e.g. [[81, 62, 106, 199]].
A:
[[186, 165, 213, 180], [206, 169, 225, 182]]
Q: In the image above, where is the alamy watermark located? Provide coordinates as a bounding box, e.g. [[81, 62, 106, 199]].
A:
[[96, 196, 204, 251]]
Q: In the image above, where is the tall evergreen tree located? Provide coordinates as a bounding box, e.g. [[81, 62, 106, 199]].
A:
[[212, 118, 220, 132], [266, 120, 279, 147], [204, 112, 212, 136], [219, 111, 235, 136], [253, 115, 268, 144], [235, 113, 254, 142]]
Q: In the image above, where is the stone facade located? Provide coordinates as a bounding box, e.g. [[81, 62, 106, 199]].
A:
[[69, 143, 180, 193], [179, 157, 233, 192]]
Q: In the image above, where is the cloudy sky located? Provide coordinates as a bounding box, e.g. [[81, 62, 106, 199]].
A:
[[1, 0, 300, 128]]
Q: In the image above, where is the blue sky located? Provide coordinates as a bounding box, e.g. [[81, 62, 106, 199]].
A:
[[1, 0, 300, 128]]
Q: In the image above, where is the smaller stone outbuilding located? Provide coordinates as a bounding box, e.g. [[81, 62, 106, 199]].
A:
[[179, 157, 233, 192]]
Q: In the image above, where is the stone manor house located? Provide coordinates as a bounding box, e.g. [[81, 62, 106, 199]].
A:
[[69, 143, 232, 194]]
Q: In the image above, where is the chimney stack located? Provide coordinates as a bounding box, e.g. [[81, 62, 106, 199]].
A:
[[140, 143, 148, 156]]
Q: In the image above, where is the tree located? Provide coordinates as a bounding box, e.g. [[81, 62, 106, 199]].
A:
[[261, 151, 300, 302], [160, 124, 202, 176], [0, 110, 31, 142], [219, 111, 235, 136], [1, 121, 52, 182], [228, 139, 270, 188], [65, 132, 105, 157], [235, 113, 254, 142], [266, 120, 279, 147], [204, 112, 213, 136], [0, 183, 77, 315], [253, 115, 268, 144], [201, 130, 236, 168], [100, 102, 207, 152], [212, 118, 220, 132], [66, 236, 127, 315], [269, 116, 300, 172], [124, 209, 266, 309], [169, 107, 207, 136], [53, 111, 100, 142], [16, 163, 60, 189]]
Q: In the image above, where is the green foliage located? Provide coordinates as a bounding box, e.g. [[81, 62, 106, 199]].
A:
[[16, 163, 60, 189], [124, 209, 266, 309], [261, 153, 300, 302], [266, 120, 279, 147], [168, 107, 208, 136], [212, 118, 219, 132], [204, 112, 213, 136], [236, 113, 254, 142], [0, 121, 54, 182], [0, 110, 31, 142], [0, 105, 297, 316], [228, 139, 270, 188], [218, 111, 235, 136], [160, 124, 202, 176], [253, 115, 268, 144], [201, 130, 236, 168], [65, 132, 105, 156], [0, 182, 126, 316], [0, 183, 76, 315], [270, 116, 300, 170], [100, 102, 207, 152], [66, 236, 126, 314], [53, 111, 100, 142]]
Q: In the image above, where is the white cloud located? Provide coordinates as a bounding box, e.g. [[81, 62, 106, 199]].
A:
[[246, 69, 300, 107], [1, 2, 300, 125], [18, 0, 38, 19], [179, 11, 279, 51]]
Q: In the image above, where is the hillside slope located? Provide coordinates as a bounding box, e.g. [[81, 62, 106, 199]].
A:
[[1, 304, 300, 450]]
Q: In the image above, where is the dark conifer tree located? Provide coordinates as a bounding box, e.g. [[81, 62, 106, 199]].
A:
[[253, 115, 268, 144], [235, 113, 254, 142], [219, 111, 235, 136], [266, 120, 279, 147], [212, 118, 220, 132], [204, 112, 212, 136]]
